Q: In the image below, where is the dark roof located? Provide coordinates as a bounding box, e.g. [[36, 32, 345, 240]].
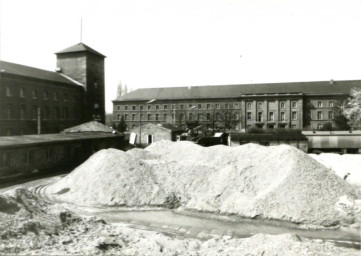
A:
[[114, 80, 361, 102], [159, 123, 184, 132], [231, 133, 307, 142], [55, 43, 106, 58], [0, 133, 122, 148], [0, 60, 83, 86], [63, 121, 115, 133]]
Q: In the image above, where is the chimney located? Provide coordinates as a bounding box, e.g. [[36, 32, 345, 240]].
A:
[[329, 79, 334, 85], [55, 67, 62, 73]]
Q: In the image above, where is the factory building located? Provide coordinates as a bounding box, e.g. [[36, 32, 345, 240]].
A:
[[0, 43, 106, 136], [112, 80, 361, 132]]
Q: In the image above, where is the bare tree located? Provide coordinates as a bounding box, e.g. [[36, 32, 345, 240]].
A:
[[116, 81, 123, 99]]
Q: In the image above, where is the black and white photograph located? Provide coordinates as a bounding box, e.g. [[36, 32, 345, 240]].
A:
[[0, 0, 361, 255]]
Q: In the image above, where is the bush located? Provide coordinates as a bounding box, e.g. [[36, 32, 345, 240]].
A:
[[164, 193, 181, 209]]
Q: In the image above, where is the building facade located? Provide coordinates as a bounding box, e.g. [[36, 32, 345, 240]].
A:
[[112, 80, 361, 132], [0, 43, 106, 136]]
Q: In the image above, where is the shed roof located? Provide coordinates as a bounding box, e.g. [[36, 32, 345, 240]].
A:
[[55, 43, 106, 58], [114, 80, 361, 102], [0, 60, 83, 86], [62, 121, 115, 134], [231, 133, 307, 142], [0, 133, 122, 148]]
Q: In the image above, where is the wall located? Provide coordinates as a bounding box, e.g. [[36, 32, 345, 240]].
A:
[[0, 74, 85, 136], [130, 124, 172, 146]]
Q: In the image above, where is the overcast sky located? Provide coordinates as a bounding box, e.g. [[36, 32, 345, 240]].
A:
[[1, 0, 361, 113]]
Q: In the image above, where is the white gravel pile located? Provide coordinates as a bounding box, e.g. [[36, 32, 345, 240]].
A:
[[310, 153, 361, 187], [46, 141, 361, 226]]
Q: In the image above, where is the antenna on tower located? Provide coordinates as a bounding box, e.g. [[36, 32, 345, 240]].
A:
[[80, 18, 83, 43]]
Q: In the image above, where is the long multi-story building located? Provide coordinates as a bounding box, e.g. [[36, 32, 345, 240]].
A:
[[0, 43, 106, 136], [112, 80, 361, 132]]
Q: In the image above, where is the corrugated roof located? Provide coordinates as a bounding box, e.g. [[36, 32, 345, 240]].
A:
[[55, 43, 106, 57], [0, 60, 83, 86], [0, 133, 122, 148], [62, 121, 115, 133], [114, 80, 361, 102]]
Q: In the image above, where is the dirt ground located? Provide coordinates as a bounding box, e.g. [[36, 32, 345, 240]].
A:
[[0, 189, 359, 256]]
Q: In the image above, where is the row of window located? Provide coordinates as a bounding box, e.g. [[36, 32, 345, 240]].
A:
[[316, 101, 335, 108], [316, 111, 334, 120], [0, 148, 54, 168], [2, 104, 77, 120], [246, 101, 298, 110], [117, 110, 335, 122], [116, 103, 240, 111], [117, 112, 240, 122], [115, 100, 312, 112], [5, 86, 76, 102], [247, 111, 297, 121]]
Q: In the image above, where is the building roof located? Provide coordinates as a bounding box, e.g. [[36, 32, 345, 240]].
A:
[[113, 80, 361, 102], [0, 60, 83, 86], [62, 121, 116, 134], [55, 43, 106, 58], [0, 133, 122, 148], [231, 133, 308, 142], [131, 123, 183, 133]]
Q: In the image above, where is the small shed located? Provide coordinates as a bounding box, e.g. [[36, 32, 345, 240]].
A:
[[130, 123, 184, 147]]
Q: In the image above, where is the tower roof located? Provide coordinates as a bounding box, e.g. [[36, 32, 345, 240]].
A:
[[55, 43, 106, 57]]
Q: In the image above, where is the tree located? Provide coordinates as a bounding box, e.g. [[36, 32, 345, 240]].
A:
[[332, 104, 349, 130], [116, 81, 123, 99], [342, 88, 361, 129], [116, 115, 127, 132]]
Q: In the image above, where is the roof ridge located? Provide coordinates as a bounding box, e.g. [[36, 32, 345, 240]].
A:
[[55, 42, 106, 57]]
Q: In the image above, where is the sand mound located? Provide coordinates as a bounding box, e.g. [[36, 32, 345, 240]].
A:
[[46, 141, 361, 226]]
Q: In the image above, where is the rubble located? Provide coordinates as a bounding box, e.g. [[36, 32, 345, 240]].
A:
[[0, 189, 359, 255]]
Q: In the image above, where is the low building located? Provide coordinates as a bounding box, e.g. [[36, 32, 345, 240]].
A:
[[303, 130, 361, 153], [130, 123, 184, 147], [0, 122, 125, 180], [229, 132, 309, 152]]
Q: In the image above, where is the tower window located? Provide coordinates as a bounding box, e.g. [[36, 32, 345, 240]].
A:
[[20, 88, 25, 98], [6, 86, 12, 97], [32, 90, 37, 99]]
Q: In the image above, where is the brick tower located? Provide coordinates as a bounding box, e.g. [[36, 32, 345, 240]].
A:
[[55, 43, 106, 124]]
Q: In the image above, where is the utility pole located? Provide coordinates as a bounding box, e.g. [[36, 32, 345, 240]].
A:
[[37, 107, 41, 134]]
